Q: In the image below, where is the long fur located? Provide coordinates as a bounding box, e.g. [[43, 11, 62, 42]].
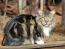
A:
[[2, 14, 44, 46], [2, 10, 56, 46]]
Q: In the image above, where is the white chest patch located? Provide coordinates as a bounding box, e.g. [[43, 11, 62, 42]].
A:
[[43, 27, 52, 37]]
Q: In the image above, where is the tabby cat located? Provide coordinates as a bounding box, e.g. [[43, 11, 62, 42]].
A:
[[37, 10, 56, 37], [2, 10, 56, 46]]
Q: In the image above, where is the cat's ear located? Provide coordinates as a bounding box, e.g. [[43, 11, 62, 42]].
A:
[[36, 10, 44, 21], [49, 10, 56, 17], [37, 10, 44, 17]]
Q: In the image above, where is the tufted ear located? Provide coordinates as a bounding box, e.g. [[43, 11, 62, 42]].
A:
[[38, 10, 44, 17], [49, 10, 56, 17]]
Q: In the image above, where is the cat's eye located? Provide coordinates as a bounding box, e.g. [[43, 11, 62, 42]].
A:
[[40, 19, 43, 22]]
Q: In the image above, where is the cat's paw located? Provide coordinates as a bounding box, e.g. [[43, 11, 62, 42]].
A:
[[35, 40, 44, 44]]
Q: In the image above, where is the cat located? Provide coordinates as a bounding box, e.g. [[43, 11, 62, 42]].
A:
[[2, 10, 56, 46], [37, 10, 56, 37]]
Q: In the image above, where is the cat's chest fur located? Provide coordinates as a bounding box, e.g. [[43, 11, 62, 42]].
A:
[[42, 27, 52, 37]]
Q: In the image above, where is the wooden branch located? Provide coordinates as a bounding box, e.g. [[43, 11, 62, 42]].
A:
[[0, 41, 65, 49]]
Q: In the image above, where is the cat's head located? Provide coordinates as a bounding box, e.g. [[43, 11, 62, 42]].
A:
[[36, 10, 56, 27]]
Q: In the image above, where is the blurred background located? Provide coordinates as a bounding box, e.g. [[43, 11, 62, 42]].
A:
[[0, 0, 65, 46]]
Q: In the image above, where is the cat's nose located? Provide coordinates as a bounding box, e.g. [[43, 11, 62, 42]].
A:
[[45, 20, 48, 23]]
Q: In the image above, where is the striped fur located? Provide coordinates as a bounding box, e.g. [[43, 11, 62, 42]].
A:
[[2, 10, 56, 46]]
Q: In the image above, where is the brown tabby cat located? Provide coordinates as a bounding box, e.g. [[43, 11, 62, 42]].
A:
[[2, 10, 56, 46]]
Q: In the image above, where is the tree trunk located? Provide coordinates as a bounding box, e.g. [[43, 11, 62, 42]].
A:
[[40, 0, 44, 10], [18, 0, 26, 14], [62, 0, 65, 26], [22, 0, 26, 14], [3, 0, 8, 26], [43, 0, 45, 4], [28, 0, 39, 16], [18, 0, 22, 14]]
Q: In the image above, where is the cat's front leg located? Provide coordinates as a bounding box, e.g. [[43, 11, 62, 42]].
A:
[[35, 24, 44, 44], [30, 25, 35, 44]]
